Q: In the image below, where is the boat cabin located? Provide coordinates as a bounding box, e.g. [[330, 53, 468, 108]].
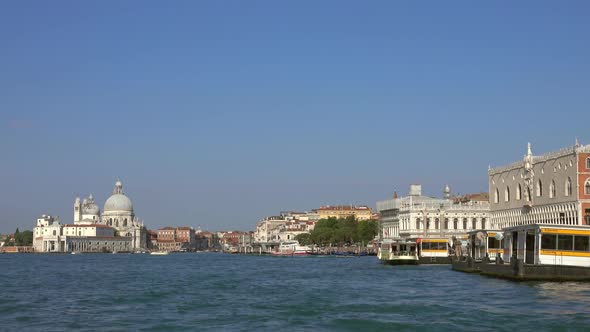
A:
[[467, 230, 503, 261], [416, 238, 449, 258], [502, 224, 590, 267], [378, 240, 418, 264]]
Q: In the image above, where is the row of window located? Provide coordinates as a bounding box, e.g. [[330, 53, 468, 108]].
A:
[[541, 234, 590, 252], [494, 177, 590, 203], [421, 242, 447, 250], [415, 218, 487, 230]]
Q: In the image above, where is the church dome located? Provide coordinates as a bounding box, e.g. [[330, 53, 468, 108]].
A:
[[104, 194, 133, 212], [82, 194, 100, 215], [103, 180, 134, 213], [83, 204, 100, 215]]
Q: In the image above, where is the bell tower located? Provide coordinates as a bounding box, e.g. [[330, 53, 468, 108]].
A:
[[74, 197, 82, 222]]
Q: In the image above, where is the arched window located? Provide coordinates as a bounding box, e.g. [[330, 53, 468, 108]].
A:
[[444, 218, 449, 229], [505, 187, 510, 202], [463, 218, 467, 229], [516, 183, 522, 200], [585, 179, 590, 195], [494, 188, 499, 203], [123, 218, 128, 227], [472, 218, 477, 229], [587, 157, 590, 169], [549, 180, 556, 198], [426, 218, 431, 230], [435, 218, 439, 230], [566, 177, 572, 197], [482, 218, 486, 229], [453, 218, 458, 229], [416, 218, 421, 230], [536, 180, 543, 197]]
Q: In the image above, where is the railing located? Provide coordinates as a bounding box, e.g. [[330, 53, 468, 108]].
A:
[[490, 144, 586, 174]]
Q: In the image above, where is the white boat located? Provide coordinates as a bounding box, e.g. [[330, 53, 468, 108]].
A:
[[150, 251, 170, 256], [271, 241, 311, 256], [378, 240, 419, 265]]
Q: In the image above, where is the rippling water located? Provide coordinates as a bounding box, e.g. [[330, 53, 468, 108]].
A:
[[2, 253, 590, 331]]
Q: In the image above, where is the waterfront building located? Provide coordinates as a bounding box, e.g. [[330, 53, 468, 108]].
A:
[[220, 231, 253, 252], [33, 180, 148, 252], [156, 226, 196, 252], [314, 205, 373, 221], [488, 141, 590, 229], [253, 211, 319, 245], [98, 180, 147, 249], [254, 215, 286, 243], [377, 185, 490, 243]]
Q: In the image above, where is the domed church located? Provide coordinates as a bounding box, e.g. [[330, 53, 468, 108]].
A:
[[74, 180, 147, 250]]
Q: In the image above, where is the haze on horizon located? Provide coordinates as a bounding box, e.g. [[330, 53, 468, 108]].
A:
[[1, 1, 589, 233]]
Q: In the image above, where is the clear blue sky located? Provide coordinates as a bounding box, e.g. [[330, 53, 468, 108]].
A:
[[1, 1, 589, 233]]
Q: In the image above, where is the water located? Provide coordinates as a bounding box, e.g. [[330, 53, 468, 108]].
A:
[[1, 253, 590, 331]]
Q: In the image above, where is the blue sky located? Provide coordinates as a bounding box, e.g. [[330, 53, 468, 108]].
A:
[[1, 1, 589, 233]]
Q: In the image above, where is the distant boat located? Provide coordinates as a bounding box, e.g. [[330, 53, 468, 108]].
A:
[[150, 251, 170, 256], [271, 241, 311, 256]]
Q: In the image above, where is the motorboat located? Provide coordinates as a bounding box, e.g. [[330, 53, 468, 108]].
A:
[[271, 241, 311, 256], [149, 251, 170, 256]]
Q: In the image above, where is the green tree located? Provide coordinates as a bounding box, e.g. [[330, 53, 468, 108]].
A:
[[295, 233, 312, 246], [15, 230, 33, 246], [357, 220, 378, 244]]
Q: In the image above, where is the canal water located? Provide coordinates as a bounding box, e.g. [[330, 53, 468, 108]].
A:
[[2, 253, 589, 331]]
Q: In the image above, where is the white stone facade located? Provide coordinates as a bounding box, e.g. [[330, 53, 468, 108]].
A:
[[33, 180, 148, 252], [489, 142, 590, 229], [377, 185, 490, 242]]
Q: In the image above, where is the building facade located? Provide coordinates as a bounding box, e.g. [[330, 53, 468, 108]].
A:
[[314, 205, 373, 220], [33, 180, 148, 252], [377, 185, 489, 243], [489, 141, 590, 229], [156, 226, 196, 251]]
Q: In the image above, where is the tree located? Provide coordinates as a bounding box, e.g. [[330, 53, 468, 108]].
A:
[[357, 220, 378, 244], [15, 230, 33, 246], [295, 233, 312, 246]]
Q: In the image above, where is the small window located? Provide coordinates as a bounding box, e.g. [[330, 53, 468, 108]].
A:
[[587, 157, 590, 169], [416, 218, 421, 230], [565, 178, 572, 197], [550, 180, 556, 199], [585, 180, 590, 195], [488, 237, 501, 249], [557, 235, 573, 250], [472, 218, 477, 229], [505, 187, 510, 202], [537, 180, 543, 197], [453, 218, 458, 230], [516, 184, 522, 200], [574, 236, 589, 251], [541, 234, 557, 250], [494, 188, 499, 203], [463, 218, 467, 229], [481, 218, 486, 229]]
